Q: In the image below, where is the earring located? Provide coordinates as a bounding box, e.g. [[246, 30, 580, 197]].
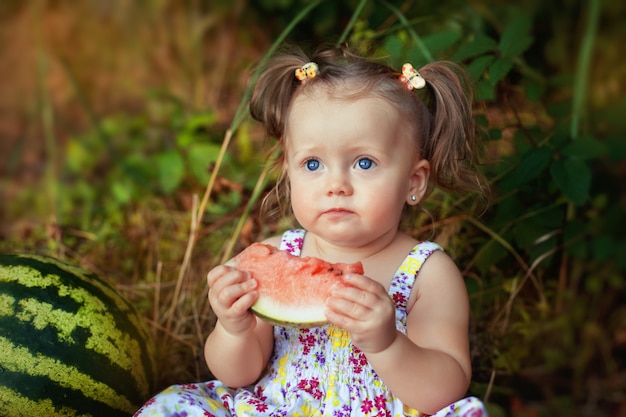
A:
[[410, 195, 417, 202]]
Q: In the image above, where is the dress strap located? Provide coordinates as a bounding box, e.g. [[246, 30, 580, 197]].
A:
[[279, 229, 306, 256], [389, 241, 442, 312]]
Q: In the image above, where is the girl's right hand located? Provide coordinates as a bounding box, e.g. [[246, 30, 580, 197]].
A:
[[207, 265, 259, 335]]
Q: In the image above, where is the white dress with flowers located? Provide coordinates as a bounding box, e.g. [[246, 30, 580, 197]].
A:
[[134, 229, 488, 417]]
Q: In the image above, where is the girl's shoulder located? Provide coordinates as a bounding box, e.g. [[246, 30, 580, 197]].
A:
[[260, 229, 305, 254], [260, 235, 283, 248], [392, 232, 463, 298], [410, 247, 466, 306]]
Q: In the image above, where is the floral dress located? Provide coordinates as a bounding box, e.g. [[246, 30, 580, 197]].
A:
[[134, 229, 488, 417]]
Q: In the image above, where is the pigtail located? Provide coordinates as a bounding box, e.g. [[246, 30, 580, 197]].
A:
[[419, 62, 489, 201], [249, 46, 314, 221], [249, 46, 310, 139]]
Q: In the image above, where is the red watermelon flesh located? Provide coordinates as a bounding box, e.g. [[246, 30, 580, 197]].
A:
[[233, 243, 364, 327]]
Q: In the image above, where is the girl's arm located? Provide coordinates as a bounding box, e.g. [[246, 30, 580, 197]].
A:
[[204, 265, 274, 387], [364, 251, 472, 414], [204, 316, 274, 387]]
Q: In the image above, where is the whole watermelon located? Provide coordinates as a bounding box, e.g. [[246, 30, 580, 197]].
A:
[[0, 253, 157, 417]]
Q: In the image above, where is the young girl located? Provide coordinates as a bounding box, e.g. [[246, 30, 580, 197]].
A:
[[135, 45, 489, 417]]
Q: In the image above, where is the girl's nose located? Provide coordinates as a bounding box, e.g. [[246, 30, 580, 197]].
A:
[[326, 171, 353, 196]]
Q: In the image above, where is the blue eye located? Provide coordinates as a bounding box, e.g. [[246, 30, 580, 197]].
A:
[[356, 158, 375, 170], [305, 159, 321, 171]]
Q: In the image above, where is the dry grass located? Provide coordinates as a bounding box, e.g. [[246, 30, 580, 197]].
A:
[[0, 1, 274, 390]]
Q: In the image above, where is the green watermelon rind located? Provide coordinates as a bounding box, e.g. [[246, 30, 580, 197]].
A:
[[0, 253, 157, 417], [251, 296, 328, 328]]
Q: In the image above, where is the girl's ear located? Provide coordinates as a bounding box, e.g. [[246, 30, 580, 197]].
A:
[[407, 159, 430, 205]]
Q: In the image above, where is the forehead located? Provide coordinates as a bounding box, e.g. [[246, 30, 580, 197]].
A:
[[288, 85, 398, 125], [295, 80, 384, 105], [287, 93, 395, 138], [283, 85, 420, 159]]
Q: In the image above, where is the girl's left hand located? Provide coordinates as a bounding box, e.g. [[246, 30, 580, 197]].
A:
[[324, 273, 397, 354]]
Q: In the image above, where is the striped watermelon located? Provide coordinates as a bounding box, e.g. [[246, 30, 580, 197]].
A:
[[0, 253, 157, 417]]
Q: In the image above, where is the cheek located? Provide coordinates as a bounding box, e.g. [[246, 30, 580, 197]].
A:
[[367, 173, 409, 197], [371, 186, 406, 212], [289, 185, 316, 228], [364, 179, 409, 215], [289, 181, 302, 204]]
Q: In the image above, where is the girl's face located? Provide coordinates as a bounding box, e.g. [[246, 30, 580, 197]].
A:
[[284, 88, 430, 249]]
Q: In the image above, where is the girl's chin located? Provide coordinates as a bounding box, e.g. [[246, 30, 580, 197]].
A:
[[307, 227, 370, 246]]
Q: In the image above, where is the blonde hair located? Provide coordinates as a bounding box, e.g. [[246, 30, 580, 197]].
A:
[[249, 44, 488, 220]]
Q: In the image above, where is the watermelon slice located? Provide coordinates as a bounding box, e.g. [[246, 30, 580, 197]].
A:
[[233, 243, 364, 327]]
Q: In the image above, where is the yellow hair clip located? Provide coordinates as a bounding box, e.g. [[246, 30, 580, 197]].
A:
[[295, 62, 320, 84], [400, 63, 425, 90]]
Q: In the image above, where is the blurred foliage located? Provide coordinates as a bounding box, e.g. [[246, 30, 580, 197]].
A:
[[0, 1, 624, 416]]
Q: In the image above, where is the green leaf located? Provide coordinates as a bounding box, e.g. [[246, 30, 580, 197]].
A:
[[525, 79, 546, 101], [561, 135, 607, 160], [176, 112, 217, 147], [591, 234, 617, 262], [488, 129, 502, 141], [511, 147, 553, 186], [66, 140, 91, 174], [475, 114, 488, 127], [156, 150, 185, 194], [475, 79, 496, 101], [535, 205, 566, 228], [207, 190, 242, 215], [122, 154, 153, 187], [498, 14, 533, 57], [513, 219, 548, 248], [383, 34, 404, 63], [468, 55, 495, 80], [111, 179, 135, 204], [188, 143, 222, 184], [422, 30, 461, 55], [550, 158, 592, 205], [451, 35, 497, 61], [489, 57, 514, 84], [476, 240, 508, 275]]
